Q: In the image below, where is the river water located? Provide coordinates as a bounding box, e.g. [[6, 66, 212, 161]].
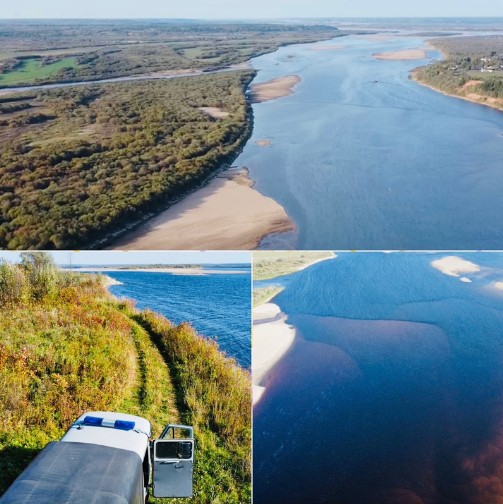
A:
[[253, 252, 503, 503], [236, 35, 503, 249], [102, 268, 251, 368]]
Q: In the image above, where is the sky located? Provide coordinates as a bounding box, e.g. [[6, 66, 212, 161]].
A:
[[0, 251, 251, 266], [0, 0, 501, 19]]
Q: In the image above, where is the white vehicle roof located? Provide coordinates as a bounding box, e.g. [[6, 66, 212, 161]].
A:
[[61, 411, 152, 460]]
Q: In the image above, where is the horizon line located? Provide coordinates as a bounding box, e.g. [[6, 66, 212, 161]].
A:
[[1, 16, 502, 21]]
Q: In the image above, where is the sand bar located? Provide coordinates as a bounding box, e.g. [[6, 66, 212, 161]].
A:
[[250, 75, 301, 103], [373, 49, 427, 60], [255, 139, 272, 147], [431, 256, 480, 277], [252, 303, 296, 405], [110, 169, 294, 250], [310, 44, 346, 52]]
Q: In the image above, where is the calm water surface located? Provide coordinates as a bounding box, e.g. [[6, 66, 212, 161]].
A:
[[103, 270, 251, 368], [236, 35, 503, 249], [254, 253, 503, 503]]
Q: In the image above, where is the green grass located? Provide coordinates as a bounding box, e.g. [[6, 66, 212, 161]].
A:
[[253, 286, 284, 307], [253, 251, 335, 281], [0, 57, 78, 86], [0, 254, 251, 503]]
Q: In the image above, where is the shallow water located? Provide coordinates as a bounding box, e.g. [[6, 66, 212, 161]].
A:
[[236, 35, 503, 249], [253, 253, 503, 503], [104, 270, 251, 368]]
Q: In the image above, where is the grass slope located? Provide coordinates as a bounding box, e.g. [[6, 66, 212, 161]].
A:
[[0, 254, 251, 503]]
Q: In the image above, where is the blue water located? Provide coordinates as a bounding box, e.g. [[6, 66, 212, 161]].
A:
[[235, 33, 503, 249], [104, 270, 251, 368], [254, 253, 503, 503]]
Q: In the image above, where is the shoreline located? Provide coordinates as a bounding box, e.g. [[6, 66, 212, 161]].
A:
[[411, 70, 503, 113], [252, 254, 336, 404], [296, 252, 337, 272], [252, 303, 296, 405], [109, 168, 295, 250]]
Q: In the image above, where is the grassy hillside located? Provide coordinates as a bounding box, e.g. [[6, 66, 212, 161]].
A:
[[0, 253, 251, 503], [0, 71, 254, 249]]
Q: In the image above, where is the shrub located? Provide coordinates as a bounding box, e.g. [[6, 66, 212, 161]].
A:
[[0, 261, 28, 305]]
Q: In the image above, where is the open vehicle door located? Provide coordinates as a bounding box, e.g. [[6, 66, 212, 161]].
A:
[[152, 424, 194, 498]]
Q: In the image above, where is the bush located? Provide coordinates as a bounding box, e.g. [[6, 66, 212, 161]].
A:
[[0, 261, 28, 305], [20, 252, 59, 301]]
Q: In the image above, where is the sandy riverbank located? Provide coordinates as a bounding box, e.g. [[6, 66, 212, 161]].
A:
[[250, 75, 301, 103], [110, 168, 294, 250], [374, 49, 427, 60], [253, 303, 296, 405], [431, 256, 480, 277], [412, 72, 503, 112]]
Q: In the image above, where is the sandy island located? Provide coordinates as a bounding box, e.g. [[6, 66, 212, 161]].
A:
[[431, 256, 480, 277], [253, 303, 296, 405], [373, 49, 427, 61], [110, 168, 294, 250], [250, 75, 301, 103]]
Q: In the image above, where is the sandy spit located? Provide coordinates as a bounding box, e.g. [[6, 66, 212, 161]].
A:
[[110, 169, 294, 250], [252, 303, 296, 405], [250, 75, 301, 103]]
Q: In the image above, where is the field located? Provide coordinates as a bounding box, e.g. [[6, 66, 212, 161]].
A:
[[0, 253, 251, 503], [0, 57, 78, 86]]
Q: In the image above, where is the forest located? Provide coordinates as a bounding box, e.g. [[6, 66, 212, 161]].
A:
[[0, 252, 251, 502], [0, 21, 341, 86], [414, 35, 503, 107], [0, 71, 255, 249]]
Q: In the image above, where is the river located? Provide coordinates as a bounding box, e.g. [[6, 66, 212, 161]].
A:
[[97, 268, 251, 368], [253, 252, 503, 503], [237, 34, 503, 249]]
